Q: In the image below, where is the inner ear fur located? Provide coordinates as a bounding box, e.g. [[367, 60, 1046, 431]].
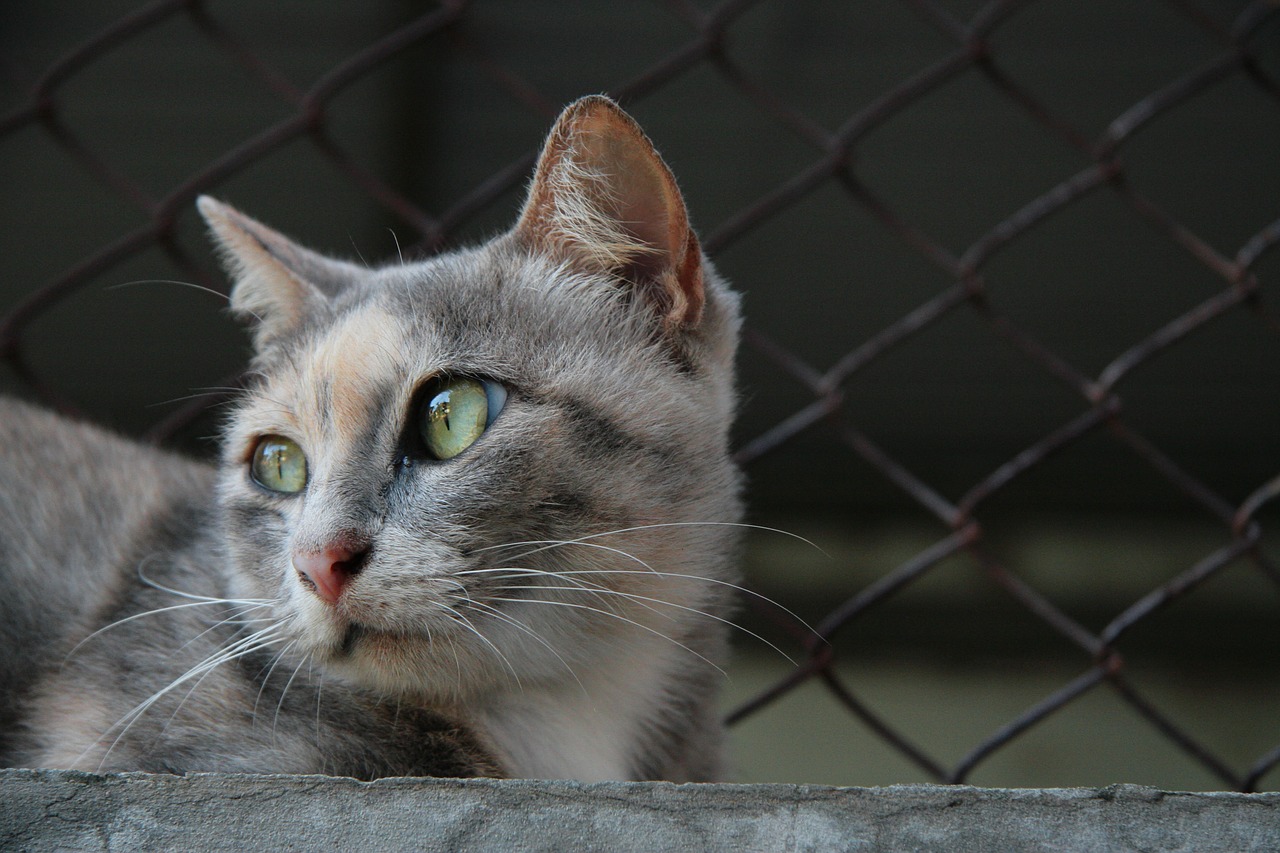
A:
[[515, 96, 705, 330], [198, 196, 359, 349]]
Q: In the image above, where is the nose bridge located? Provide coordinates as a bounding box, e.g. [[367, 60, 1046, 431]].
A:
[[292, 306, 407, 553], [293, 459, 388, 554], [311, 304, 405, 439]]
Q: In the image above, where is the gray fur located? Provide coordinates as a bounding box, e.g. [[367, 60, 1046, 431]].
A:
[[0, 97, 742, 781]]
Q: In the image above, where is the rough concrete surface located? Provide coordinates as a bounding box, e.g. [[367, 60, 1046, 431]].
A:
[[1, 769, 1277, 851]]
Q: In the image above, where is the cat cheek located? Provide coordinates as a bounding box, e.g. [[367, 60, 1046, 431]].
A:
[[220, 492, 296, 584]]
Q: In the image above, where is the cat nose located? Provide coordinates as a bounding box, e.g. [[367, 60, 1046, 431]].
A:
[[293, 542, 368, 605]]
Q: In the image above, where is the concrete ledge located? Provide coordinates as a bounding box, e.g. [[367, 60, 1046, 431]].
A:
[[2, 769, 1277, 851]]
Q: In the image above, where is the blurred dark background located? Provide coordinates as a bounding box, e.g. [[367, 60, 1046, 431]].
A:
[[1, 1, 1277, 789]]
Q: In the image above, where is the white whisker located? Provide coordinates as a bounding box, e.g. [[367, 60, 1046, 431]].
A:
[[473, 565, 673, 622], [460, 597, 586, 697], [158, 626, 285, 742], [135, 566, 275, 607], [487, 595, 726, 677], [175, 607, 263, 653], [432, 602, 523, 690], [106, 278, 229, 302], [494, 583, 794, 664], [456, 565, 817, 638], [314, 664, 325, 745], [253, 639, 299, 726], [146, 390, 242, 409], [388, 227, 406, 265], [65, 598, 274, 663], [475, 521, 828, 559], [273, 649, 313, 741], [87, 624, 286, 771], [479, 538, 659, 571]]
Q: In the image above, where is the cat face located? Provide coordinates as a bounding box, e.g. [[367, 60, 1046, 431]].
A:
[[201, 97, 742, 701]]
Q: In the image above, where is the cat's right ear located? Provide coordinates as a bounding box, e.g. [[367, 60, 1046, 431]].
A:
[[198, 196, 353, 349]]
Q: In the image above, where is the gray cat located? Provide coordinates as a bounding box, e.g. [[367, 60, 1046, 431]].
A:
[[0, 96, 744, 781]]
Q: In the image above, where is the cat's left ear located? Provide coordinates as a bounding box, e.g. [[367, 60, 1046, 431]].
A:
[[198, 196, 361, 349], [514, 95, 705, 330]]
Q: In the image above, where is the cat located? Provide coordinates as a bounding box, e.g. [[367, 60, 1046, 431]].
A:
[[0, 96, 744, 782]]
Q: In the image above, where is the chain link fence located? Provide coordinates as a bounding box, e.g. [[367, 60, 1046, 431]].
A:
[[1, 0, 1277, 792]]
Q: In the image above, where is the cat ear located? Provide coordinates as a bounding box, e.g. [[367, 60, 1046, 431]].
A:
[[197, 196, 359, 348], [514, 95, 705, 330]]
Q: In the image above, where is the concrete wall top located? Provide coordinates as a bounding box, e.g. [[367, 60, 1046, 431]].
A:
[[2, 769, 1277, 852]]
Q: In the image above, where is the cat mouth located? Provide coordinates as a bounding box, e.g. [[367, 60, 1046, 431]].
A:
[[335, 622, 424, 658], [339, 623, 364, 656]]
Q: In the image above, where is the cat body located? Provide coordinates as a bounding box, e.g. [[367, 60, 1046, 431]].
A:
[[0, 97, 743, 781]]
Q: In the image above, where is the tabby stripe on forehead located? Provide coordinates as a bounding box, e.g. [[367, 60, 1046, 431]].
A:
[[307, 306, 406, 440], [354, 384, 397, 464], [314, 375, 334, 431], [313, 372, 398, 458]]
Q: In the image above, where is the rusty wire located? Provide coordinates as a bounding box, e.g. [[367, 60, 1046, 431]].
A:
[[1, 0, 1277, 791]]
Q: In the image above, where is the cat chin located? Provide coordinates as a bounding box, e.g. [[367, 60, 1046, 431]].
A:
[[281, 604, 493, 699], [307, 630, 509, 702]]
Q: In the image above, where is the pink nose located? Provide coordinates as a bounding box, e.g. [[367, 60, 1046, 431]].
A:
[[292, 542, 367, 605]]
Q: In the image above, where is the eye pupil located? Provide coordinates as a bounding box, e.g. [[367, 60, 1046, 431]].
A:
[[420, 378, 504, 460]]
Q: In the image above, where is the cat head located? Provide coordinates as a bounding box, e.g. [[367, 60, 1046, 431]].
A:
[[199, 96, 742, 701]]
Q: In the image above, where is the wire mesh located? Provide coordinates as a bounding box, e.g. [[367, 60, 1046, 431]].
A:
[[1, 0, 1277, 791]]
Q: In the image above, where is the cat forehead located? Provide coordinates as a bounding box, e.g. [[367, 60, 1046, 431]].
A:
[[305, 303, 411, 407], [360, 245, 655, 377], [241, 242, 678, 426], [377, 243, 619, 328]]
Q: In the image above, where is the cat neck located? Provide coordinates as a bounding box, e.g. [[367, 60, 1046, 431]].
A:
[[471, 631, 694, 781]]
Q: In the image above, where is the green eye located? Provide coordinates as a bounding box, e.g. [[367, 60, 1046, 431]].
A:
[[420, 377, 506, 460], [250, 435, 308, 494]]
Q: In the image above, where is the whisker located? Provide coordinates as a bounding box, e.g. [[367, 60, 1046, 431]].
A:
[[157, 627, 285, 743], [349, 236, 371, 268], [477, 538, 659, 571], [145, 390, 243, 409], [487, 596, 726, 677], [470, 565, 672, 621], [106, 278, 229, 302], [64, 598, 273, 662], [494, 583, 795, 664], [174, 606, 267, 654], [135, 567, 275, 607], [475, 521, 829, 559], [88, 625, 286, 770], [432, 602, 523, 689], [273, 648, 314, 741], [254, 639, 299, 726], [388, 227, 406, 265], [471, 529, 820, 636], [458, 598, 585, 697], [456, 561, 651, 601], [314, 663, 325, 746], [457, 565, 818, 639]]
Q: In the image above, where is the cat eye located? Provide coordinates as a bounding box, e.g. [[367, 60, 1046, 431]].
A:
[[250, 435, 308, 494], [419, 377, 506, 460]]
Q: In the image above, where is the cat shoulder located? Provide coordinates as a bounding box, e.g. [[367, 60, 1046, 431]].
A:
[[0, 396, 214, 573], [0, 396, 213, 501]]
